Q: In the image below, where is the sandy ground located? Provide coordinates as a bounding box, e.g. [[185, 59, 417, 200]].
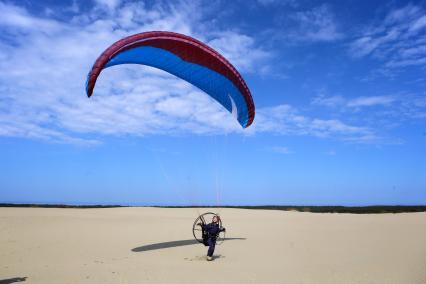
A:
[[1, 207, 426, 284]]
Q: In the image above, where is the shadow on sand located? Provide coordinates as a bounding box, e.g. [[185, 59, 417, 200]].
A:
[[0, 277, 27, 284], [132, 238, 246, 252]]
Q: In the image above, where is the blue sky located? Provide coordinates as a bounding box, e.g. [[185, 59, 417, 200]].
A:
[[0, 0, 425, 205]]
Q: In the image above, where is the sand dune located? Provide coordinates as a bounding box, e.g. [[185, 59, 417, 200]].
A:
[[1, 207, 425, 283]]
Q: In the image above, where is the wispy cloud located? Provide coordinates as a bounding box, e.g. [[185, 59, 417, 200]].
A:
[[311, 94, 346, 108], [268, 146, 293, 154], [346, 96, 396, 107], [94, 0, 122, 12], [312, 92, 425, 117], [208, 31, 272, 72], [349, 4, 426, 69], [257, 0, 298, 8], [289, 4, 342, 42], [250, 104, 377, 143], [0, 2, 61, 32], [312, 94, 398, 108], [311, 92, 426, 141]]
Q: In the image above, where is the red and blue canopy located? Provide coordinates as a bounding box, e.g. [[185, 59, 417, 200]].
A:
[[86, 31, 255, 128]]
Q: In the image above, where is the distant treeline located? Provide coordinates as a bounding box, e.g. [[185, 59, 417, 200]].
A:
[[0, 203, 123, 208], [157, 205, 426, 214], [1, 204, 426, 213]]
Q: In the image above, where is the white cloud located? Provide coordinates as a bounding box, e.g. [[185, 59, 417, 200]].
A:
[[313, 94, 398, 108], [290, 4, 342, 42], [67, 0, 80, 13], [310, 92, 426, 135], [312, 92, 426, 117], [94, 0, 122, 11], [409, 15, 426, 32], [386, 57, 426, 68], [269, 146, 293, 154], [399, 44, 426, 58], [347, 96, 396, 107], [0, 2, 61, 32], [208, 31, 271, 72], [257, 0, 298, 8], [0, 112, 100, 145], [384, 4, 421, 25], [250, 104, 376, 143], [311, 95, 345, 108], [0, 1, 390, 145], [310, 119, 369, 137], [311, 94, 398, 108], [349, 29, 400, 58], [349, 4, 426, 69], [0, 1, 274, 144]]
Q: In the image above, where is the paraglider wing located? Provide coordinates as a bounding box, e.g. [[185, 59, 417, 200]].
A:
[[86, 31, 255, 128]]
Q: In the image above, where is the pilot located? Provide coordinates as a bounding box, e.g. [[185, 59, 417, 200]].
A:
[[198, 215, 225, 261]]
